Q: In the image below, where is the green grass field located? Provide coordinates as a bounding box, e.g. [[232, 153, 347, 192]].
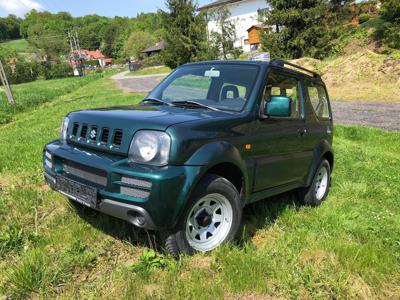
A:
[[0, 74, 104, 124], [0, 39, 30, 53], [128, 66, 171, 76], [0, 75, 399, 299]]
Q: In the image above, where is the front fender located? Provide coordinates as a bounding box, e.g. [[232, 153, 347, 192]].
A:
[[185, 141, 249, 202]]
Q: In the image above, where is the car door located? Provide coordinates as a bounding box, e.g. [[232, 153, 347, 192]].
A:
[[251, 69, 313, 192]]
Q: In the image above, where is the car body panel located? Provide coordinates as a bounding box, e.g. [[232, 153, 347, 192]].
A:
[[43, 60, 334, 230]]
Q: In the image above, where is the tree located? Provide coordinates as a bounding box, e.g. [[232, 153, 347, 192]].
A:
[[159, 0, 210, 68], [261, 0, 340, 59], [379, 0, 400, 49], [123, 31, 157, 60], [21, 11, 73, 61], [209, 8, 242, 59], [0, 15, 22, 41]]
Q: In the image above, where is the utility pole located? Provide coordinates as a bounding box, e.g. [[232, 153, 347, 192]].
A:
[[68, 30, 84, 76], [0, 59, 15, 105]]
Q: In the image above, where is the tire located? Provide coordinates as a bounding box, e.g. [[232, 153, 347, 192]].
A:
[[162, 174, 242, 258], [299, 159, 331, 206]]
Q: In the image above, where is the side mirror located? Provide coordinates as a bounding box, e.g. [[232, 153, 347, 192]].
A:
[[265, 96, 292, 117]]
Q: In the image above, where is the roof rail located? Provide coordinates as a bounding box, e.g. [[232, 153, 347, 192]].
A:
[[270, 59, 320, 78]]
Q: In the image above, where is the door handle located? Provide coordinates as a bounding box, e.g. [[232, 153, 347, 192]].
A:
[[298, 128, 307, 136]]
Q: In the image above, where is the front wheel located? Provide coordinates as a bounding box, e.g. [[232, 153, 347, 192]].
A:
[[162, 174, 242, 257], [299, 159, 331, 206]]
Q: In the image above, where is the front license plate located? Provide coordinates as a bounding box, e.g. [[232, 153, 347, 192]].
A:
[[56, 176, 98, 208]]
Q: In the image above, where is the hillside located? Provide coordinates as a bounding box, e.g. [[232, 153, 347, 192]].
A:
[[291, 17, 400, 102], [1, 39, 30, 53], [293, 50, 400, 102]]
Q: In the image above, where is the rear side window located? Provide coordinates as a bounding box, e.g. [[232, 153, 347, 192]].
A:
[[265, 71, 300, 119], [307, 82, 330, 119]]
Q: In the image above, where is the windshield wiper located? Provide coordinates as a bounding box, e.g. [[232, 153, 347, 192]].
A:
[[141, 97, 174, 106], [171, 100, 220, 111]]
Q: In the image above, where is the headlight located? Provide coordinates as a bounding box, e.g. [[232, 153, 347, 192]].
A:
[[128, 131, 171, 166], [60, 117, 69, 142]]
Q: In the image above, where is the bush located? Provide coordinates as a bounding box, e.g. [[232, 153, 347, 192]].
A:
[[1, 60, 40, 85], [379, 0, 400, 49], [140, 54, 163, 68], [358, 14, 370, 24], [42, 62, 73, 80], [381, 23, 400, 49]]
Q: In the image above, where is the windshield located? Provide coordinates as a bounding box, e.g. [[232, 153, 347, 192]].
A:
[[147, 64, 260, 112]]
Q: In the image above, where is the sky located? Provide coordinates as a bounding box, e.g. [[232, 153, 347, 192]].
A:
[[0, 0, 212, 18]]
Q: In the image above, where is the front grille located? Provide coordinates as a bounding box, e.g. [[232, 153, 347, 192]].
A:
[[72, 123, 79, 136], [121, 176, 152, 189], [120, 186, 150, 198], [80, 125, 88, 139], [89, 126, 98, 141], [100, 128, 110, 144], [69, 122, 124, 149], [63, 161, 107, 186], [113, 130, 123, 146]]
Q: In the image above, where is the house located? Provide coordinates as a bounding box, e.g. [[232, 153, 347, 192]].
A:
[[199, 0, 269, 52], [141, 40, 165, 57], [247, 24, 267, 51], [69, 49, 112, 67]]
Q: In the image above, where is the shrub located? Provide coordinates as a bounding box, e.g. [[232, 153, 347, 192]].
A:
[[1, 60, 40, 85], [42, 62, 73, 80], [358, 14, 370, 24], [140, 54, 163, 68]]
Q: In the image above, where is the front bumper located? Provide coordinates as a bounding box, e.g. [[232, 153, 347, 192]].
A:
[[43, 140, 203, 230]]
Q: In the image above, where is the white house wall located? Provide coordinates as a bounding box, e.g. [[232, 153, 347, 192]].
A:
[[206, 0, 269, 52]]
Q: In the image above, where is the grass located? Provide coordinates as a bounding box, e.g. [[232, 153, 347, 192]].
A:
[[0, 39, 30, 53], [0, 75, 399, 299], [128, 66, 171, 76], [0, 73, 104, 124]]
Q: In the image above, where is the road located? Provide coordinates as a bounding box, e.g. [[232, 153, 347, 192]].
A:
[[112, 72, 400, 131]]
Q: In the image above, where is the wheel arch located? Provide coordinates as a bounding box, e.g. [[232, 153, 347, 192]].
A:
[[305, 140, 334, 187], [184, 141, 249, 205]]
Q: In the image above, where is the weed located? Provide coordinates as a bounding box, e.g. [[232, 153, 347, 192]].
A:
[[129, 248, 174, 278]]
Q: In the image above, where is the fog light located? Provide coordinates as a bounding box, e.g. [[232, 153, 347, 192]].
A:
[[129, 211, 146, 226]]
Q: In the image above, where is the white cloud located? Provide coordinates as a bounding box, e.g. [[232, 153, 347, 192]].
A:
[[0, 0, 44, 17]]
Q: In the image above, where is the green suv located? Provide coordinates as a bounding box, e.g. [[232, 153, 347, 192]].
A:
[[43, 59, 333, 256]]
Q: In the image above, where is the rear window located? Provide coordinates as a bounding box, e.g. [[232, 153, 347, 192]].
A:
[[306, 82, 330, 119]]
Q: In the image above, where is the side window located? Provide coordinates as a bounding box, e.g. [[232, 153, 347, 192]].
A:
[[265, 71, 300, 118], [307, 82, 330, 119], [162, 75, 211, 101]]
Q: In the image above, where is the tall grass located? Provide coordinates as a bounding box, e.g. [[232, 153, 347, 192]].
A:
[[0, 76, 399, 299], [0, 73, 103, 124]]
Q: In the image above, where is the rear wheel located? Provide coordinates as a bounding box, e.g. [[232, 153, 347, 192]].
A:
[[299, 159, 331, 206], [162, 174, 242, 257]]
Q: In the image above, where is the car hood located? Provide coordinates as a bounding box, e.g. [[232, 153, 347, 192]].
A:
[[67, 104, 231, 154]]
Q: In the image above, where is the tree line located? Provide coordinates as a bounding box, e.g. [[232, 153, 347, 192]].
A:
[[1, 0, 399, 76]]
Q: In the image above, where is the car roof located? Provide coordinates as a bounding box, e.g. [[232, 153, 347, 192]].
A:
[[182, 60, 323, 82]]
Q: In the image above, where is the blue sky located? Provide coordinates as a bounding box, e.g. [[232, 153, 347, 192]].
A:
[[0, 0, 212, 18]]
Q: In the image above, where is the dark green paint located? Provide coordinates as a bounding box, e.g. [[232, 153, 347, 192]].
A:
[[43, 60, 333, 230]]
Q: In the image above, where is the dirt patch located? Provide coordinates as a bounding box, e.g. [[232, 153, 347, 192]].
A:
[[225, 292, 282, 300], [191, 255, 212, 270]]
